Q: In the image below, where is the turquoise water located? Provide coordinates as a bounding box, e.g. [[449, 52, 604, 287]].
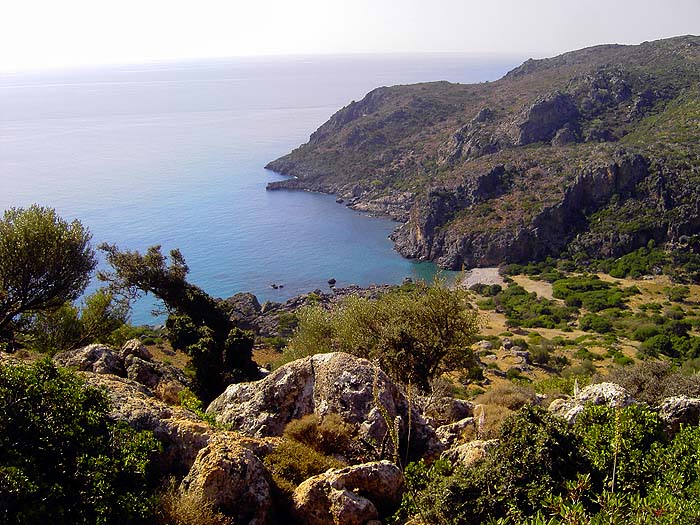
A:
[[0, 55, 519, 323]]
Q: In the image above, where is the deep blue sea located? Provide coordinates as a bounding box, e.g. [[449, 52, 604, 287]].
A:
[[0, 54, 519, 324]]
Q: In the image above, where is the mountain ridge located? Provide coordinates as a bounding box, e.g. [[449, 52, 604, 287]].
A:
[[266, 35, 700, 269]]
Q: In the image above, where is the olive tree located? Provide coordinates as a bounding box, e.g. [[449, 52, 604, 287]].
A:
[[98, 243, 258, 402], [0, 205, 96, 339]]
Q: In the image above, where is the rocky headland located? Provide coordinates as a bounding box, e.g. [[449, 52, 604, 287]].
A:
[[266, 36, 700, 269]]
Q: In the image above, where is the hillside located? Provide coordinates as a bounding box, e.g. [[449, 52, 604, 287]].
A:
[[266, 36, 700, 269]]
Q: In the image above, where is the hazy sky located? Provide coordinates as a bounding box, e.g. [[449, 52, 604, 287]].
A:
[[1, 0, 698, 71]]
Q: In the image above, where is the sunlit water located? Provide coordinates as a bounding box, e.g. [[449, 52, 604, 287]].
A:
[[0, 54, 519, 323]]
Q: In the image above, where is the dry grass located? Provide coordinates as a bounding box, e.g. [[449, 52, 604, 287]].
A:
[[155, 479, 234, 525]]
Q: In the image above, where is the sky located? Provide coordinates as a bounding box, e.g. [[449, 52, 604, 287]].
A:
[[0, 0, 698, 72]]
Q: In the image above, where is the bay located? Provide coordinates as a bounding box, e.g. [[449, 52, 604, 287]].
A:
[[0, 54, 520, 323]]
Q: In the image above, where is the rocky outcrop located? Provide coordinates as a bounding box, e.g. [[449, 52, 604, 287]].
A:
[[181, 435, 272, 525], [54, 339, 190, 404], [502, 92, 579, 146], [549, 382, 636, 424], [207, 352, 441, 460], [658, 396, 700, 436], [292, 461, 404, 525], [53, 343, 125, 376], [441, 439, 498, 467], [435, 417, 475, 448], [392, 153, 649, 269]]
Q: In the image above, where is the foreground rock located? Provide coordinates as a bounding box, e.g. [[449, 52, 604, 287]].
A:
[[548, 382, 636, 424], [441, 439, 499, 467], [83, 373, 213, 474], [207, 352, 441, 460], [53, 340, 190, 404], [181, 435, 272, 525], [292, 461, 404, 525], [658, 396, 700, 436]]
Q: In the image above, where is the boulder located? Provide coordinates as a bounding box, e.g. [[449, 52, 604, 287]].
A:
[[419, 395, 474, 427], [292, 461, 404, 525], [181, 435, 271, 525], [207, 352, 441, 460], [119, 338, 152, 361], [226, 292, 262, 331], [435, 417, 475, 448], [83, 373, 214, 474], [549, 382, 636, 424], [441, 439, 498, 467], [124, 354, 189, 404], [53, 344, 125, 376], [658, 396, 700, 436]]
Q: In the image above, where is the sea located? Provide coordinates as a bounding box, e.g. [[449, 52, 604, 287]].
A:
[[0, 54, 520, 324]]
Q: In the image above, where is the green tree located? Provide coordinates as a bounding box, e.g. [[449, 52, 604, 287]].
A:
[[98, 244, 257, 402], [0, 205, 96, 341], [284, 279, 480, 390], [21, 289, 130, 354], [0, 359, 160, 524]]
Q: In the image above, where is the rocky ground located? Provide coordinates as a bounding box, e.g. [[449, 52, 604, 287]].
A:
[[12, 339, 698, 525]]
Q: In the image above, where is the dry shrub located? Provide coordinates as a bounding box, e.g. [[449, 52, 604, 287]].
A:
[[155, 478, 233, 525], [476, 383, 538, 411], [601, 360, 700, 405], [283, 413, 355, 456], [462, 404, 514, 440], [263, 438, 346, 495]]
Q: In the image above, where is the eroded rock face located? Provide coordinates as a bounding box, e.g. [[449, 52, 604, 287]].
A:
[[53, 344, 125, 376], [83, 373, 212, 474], [181, 435, 272, 525], [658, 396, 700, 436], [207, 352, 441, 460], [292, 461, 404, 525], [54, 339, 190, 404], [441, 439, 499, 467], [549, 382, 636, 424]]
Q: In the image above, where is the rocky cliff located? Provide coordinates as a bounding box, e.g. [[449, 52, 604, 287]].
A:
[[266, 36, 700, 269]]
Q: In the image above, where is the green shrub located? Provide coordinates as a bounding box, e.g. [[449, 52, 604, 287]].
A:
[[283, 413, 355, 458], [0, 359, 161, 524], [263, 438, 345, 495], [283, 279, 480, 390], [579, 313, 614, 333]]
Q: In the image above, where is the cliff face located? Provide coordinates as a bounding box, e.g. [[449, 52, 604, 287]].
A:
[[266, 36, 700, 268]]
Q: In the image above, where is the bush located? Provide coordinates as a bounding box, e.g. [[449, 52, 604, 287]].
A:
[[0, 359, 161, 524], [476, 383, 538, 411], [283, 279, 480, 390], [263, 438, 345, 495], [21, 290, 129, 354], [154, 478, 233, 525], [603, 361, 700, 405], [579, 313, 614, 333], [283, 413, 355, 458]]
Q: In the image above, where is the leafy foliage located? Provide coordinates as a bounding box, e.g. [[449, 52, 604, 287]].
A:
[[0, 359, 161, 525], [0, 205, 96, 340], [98, 244, 257, 402], [20, 289, 129, 354], [396, 404, 700, 524], [283, 279, 480, 390]]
